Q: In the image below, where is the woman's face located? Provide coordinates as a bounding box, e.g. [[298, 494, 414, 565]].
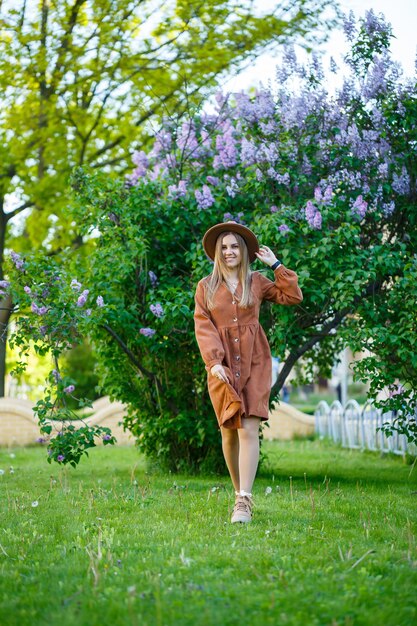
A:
[[221, 234, 241, 270]]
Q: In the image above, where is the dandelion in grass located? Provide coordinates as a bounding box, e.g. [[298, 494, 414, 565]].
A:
[[265, 486, 272, 496], [31, 501, 39, 507], [0, 469, 4, 476]]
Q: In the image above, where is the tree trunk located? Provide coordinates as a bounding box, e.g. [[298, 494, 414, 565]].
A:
[[0, 294, 12, 396]]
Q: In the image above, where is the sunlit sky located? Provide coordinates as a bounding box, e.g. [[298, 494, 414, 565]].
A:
[[221, 0, 416, 92]]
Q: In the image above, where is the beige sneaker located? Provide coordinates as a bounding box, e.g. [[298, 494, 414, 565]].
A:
[[231, 495, 253, 523]]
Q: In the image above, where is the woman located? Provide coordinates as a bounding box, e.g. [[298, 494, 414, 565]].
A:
[[194, 221, 303, 524]]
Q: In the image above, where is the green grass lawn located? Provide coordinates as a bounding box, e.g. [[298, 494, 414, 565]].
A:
[[1, 439, 416, 626]]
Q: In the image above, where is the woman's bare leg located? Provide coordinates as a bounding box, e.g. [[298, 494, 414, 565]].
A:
[[220, 426, 240, 492], [237, 417, 261, 494]]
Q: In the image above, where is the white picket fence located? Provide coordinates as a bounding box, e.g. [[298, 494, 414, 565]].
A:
[[315, 399, 416, 456]]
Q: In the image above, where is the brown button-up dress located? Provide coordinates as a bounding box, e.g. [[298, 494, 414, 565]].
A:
[[194, 265, 303, 429]]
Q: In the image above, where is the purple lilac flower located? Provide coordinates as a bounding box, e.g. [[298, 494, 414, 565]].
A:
[[168, 180, 187, 198], [57, 454, 65, 463], [362, 55, 390, 100], [206, 176, 219, 186], [225, 178, 239, 198], [378, 163, 389, 178], [85, 309, 92, 316], [312, 212, 322, 229], [96, 296, 104, 307], [140, 328, 156, 337], [279, 224, 290, 233], [259, 120, 277, 135], [267, 170, 290, 185], [392, 167, 410, 195], [131, 150, 149, 177], [314, 187, 322, 203], [24, 285, 31, 294], [253, 90, 275, 121], [200, 129, 212, 149], [213, 121, 237, 169], [102, 433, 112, 441], [195, 185, 215, 209], [260, 142, 279, 166], [240, 137, 258, 166], [39, 325, 48, 336], [150, 303, 164, 318], [364, 9, 392, 39], [177, 121, 199, 156], [323, 186, 333, 204], [255, 168, 263, 182], [52, 369, 61, 382], [305, 201, 322, 230], [10, 251, 24, 270], [152, 129, 172, 157], [77, 289, 89, 307], [329, 57, 338, 74], [351, 195, 368, 219], [36, 437, 47, 444], [343, 10, 356, 41], [148, 271, 158, 287], [382, 201, 395, 216], [64, 385, 75, 394], [224, 212, 245, 225], [70, 279, 82, 291], [31, 303, 48, 315], [270, 206, 279, 213], [0, 280, 10, 289]]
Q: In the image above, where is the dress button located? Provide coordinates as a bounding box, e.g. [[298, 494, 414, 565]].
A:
[[233, 317, 237, 322], [236, 372, 240, 378], [234, 338, 239, 343], [232, 300, 236, 305], [235, 356, 240, 361]]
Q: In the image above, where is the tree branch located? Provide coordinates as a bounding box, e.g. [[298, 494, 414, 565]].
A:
[[4, 201, 33, 223], [101, 322, 161, 389]]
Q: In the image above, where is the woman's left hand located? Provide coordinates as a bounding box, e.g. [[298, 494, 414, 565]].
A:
[[255, 245, 278, 267]]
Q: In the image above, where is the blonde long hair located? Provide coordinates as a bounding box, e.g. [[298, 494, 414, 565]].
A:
[[205, 231, 253, 310]]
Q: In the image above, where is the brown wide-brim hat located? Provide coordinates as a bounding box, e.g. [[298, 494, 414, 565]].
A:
[[203, 221, 259, 263]]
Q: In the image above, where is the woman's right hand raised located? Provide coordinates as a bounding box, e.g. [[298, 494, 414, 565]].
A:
[[210, 364, 229, 383]]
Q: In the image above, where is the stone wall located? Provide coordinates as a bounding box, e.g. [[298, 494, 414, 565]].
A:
[[0, 396, 314, 447], [0, 397, 134, 447]]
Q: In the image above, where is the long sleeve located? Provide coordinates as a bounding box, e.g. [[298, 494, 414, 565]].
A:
[[257, 264, 303, 305], [194, 280, 225, 369]]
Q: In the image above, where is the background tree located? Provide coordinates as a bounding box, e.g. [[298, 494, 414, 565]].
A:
[[0, 0, 337, 396], [7, 10, 416, 472]]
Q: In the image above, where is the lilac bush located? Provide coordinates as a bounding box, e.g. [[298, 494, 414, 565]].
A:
[[7, 11, 417, 469]]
